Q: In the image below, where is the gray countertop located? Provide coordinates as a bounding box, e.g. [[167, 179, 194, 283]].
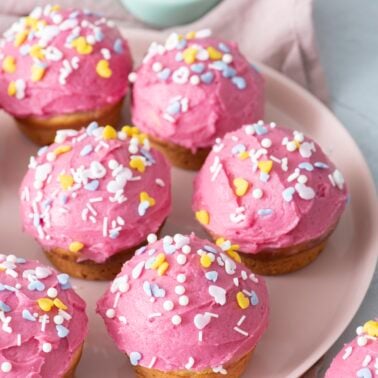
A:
[[314, 0, 377, 374]]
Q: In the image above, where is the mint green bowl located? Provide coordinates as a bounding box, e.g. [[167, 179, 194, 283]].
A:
[[120, 0, 222, 28]]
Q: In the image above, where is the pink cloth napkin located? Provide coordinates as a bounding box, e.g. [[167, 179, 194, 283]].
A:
[[0, 0, 327, 103]]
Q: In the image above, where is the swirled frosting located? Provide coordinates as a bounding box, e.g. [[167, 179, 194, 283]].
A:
[[325, 320, 378, 377], [0, 254, 87, 377], [0, 5, 132, 118], [131, 29, 264, 151], [19, 123, 171, 263], [97, 233, 269, 373], [193, 122, 348, 254]]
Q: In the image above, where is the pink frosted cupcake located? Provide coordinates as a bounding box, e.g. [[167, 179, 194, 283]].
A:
[[19, 123, 171, 280], [325, 319, 378, 377], [193, 122, 348, 275], [0, 5, 132, 145], [97, 233, 269, 377], [0, 254, 87, 377], [131, 29, 264, 170]]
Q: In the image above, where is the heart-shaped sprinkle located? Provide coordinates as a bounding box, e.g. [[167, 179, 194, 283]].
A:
[[295, 183, 315, 200], [208, 285, 226, 305], [363, 320, 378, 337], [57, 274, 70, 286], [195, 210, 209, 225], [102, 125, 117, 140], [250, 291, 259, 306], [191, 63, 205, 73], [130, 352, 142, 366], [236, 292, 250, 309], [298, 162, 314, 171], [299, 141, 315, 158], [111, 276, 129, 293], [0, 301, 11, 312], [233, 178, 249, 197], [282, 187, 295, 202], [356, 368, 372, 378], [151, 283, 165, 298], [56, 324, 69, 338], [183, 46, 198, 64], [22, 309, 36, 321], [200, 71, 214, 84], [68, 241, 84, 253], [72, 36, 93, 55], [84, 180, 99, 191], [86, 122, 99, 135], [89, 161, 106, 179], [232, 76, 246, 90], [28, 281, 45, 292], [205, 271, 218, 282], [194, 313, 211, 330], [59, 174, 74, 190], [53, 298, 67, 310], [2, 56, 16, 73], [258, 160, 273, 174], [130, 156, 145, 173], [200, 254, 213, 268], [35, 266, 51, 279], [157, 68, 171, 80], [140, 192, 155, 207], [37, 298, 54, 312], [96, 59, 112, 78], [207, 46, 222, 60], [222, 66, 236, 78]]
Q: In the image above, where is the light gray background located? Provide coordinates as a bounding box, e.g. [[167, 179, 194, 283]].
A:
[[314, 0, 378, 373]]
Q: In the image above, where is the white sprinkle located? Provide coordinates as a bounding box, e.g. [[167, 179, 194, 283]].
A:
[[152, 62, 163, 72], [176, 254, 187, 265], [261, 138, 272, 148], [119, 316, 127, 324], [148, 356, 157, 368], [177, 274, 186, 283], [163, 300, 174, 312], [102, 217, 108, 237], [106, 308, 115, 319], [128, 72, 137, 83], [234, 326, 249, 337], [47, 287, 58, 298], [252, 188, 263, 199], [155, 178, 165, 187], [89, 197, 103, 203], [113, 292, 121, 308], [1, 362, 12, 373], [233, 277, 239, 287], [53, 315, 64, 325], [185, 357, 195, 370], [237, 315, 246, 326], [175, 285, 185, 295], [357, 336, 368, 346], [297, 175, 308, 184], [147, 233, 157, 244], [182, 245, 191, 254], [198, 331, 203, 342], [328, 174, 336, 187], [362, 355, 372, 367], [148, 313, 162, 318], [179, 295, 189, 306], [16, 334, 21, 346], [42, 342, 52, 353], [171, 315, 182, 325], [205, 312, 219, 318]]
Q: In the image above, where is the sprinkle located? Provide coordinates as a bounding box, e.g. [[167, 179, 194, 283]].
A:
[[2, 56, 16, 73], [175, 285, 185, 295], [130, 352, 142, 366], [237, 315, 246, 326], [176, 254, 187, 265], [200, 71, 214, 84], [113, 38, 124, 54], [148, 356, 157, 369], [37, 298, 54, 312], [71, 36, 93, 54], [195, 210, 209, 225], [207, 46, 222, 60], [106, 308, 115, 319], [252, 188, 263, 199], [258, 160, 273, 174], [1, 362, 12, 373], [257, 209, 273, 216], [22, 309, 36, 321], [208, 285, 226, 305], [53, 298, 67, 310], [236, 292, 250, 309], [171, 315, 182, 326], [130, 156, 146, 173], [80, 144, 93, 156], [163, 300, 174, 311], [0, 301, 11, 312], [179, 295, 189, 306], [47, 288, 58, 298], [363, 320, 378, 337], [42, 342, 52, 353], [185, 357, 195, 370], [200, 254, 212, 268], [233, 326, 249, 337], [68, 241, 84, 253], [102, 125, 117, 140], [31, 64, 46, 82], [59, 174, 74, 190], [157, 68, 171, 80], [314, 162, 329, 169], [232, 76, 246, 90], [194, 313, 211, 329], [233, 178, 249, 197], [282, 187, 295, 202], [96, 59, 112, 78], [157, 262, 169, 276]]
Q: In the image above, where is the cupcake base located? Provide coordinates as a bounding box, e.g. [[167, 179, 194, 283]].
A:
[[148, 135, 210, 171], [64, 343, 84, 378], [134, 351, 252, 377], [16, 100, 123, 146], [240, 237, 329, 276]]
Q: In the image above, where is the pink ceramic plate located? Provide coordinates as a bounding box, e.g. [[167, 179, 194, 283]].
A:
[[0, 61, 377, 377]]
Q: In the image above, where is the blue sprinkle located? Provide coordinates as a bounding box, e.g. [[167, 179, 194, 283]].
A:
[[80, 144, 93, 157], [140, 149, 155, 164], [37, 146, 49, 157], [211, 61, 227, 71], [94, 29, 104, 42], [175, 52, 183, 62], [163, 243, 176, 254], [0, 301, 11, 312], [314, 162, 329, 169], [158, 68, 171, 81], [257, 209, 273, 216], [135, 246, 147, 256], [231, 144, 246, 155], [250, 291, 259, 306], [222, 66, 236, 78], [86, 121, 99, 135], [151, 283, 165, 298], [56, 324, 69, 338], [282, 187, 295, 202], [203, 245, 217, 254], [109, 230, 120, 239], [232, 76, 246, 90], [143, 281, 152, 296], [57, 273, 71, 289], [60, 194, 68, 205], [166, 101, 181, 115], [200, 71, 214, 84], [299, 162, 314, 171], [255, 123, 268, 135], [176, 39, 187, 49], [130, 352, 142, 366], [20, 45, 31, 56], [356, 368, 372, 378], [205, 271, 218, 282], [28, 280, 45, 292], [22, 309, 36, 321], [191, 63, 205, 73], [84, 180, 100, 191], [138, 201, 149, 216], [0, 284, 5, 291], [113, 38, 123, 54], [0, 285, 17, 292], [218, 42, 230, 53], [259, 172, 270, 182]]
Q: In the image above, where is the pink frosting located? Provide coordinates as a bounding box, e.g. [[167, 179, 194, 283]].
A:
[[325, 321, 378, 377], [19, 123, 171, 263], [0, 254, 87, 377], [0, 5, 132, 118], [131, 30, 264, 151], [97, 233, 269, 373], [193, 122, 348, 254]]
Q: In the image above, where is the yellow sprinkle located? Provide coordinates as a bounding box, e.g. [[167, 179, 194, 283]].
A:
[[236, 292, 250, 310], [140, 191, 155, 206], [363, 320, 378, 337], [53, 145, 72, 156], [215, 237, 226, 247], [207, 46, 222, 60], [238, 151, 249, 160], [137, 133, 147, 144], [294, 140, 301, 149], [37, 298, 54, 312], [195, 210, 209, 225], [151, 253, 166, 270], [182, 46, 198, 65], [53, 298, 67, 311], [122, 125, 139, 137], [30, 44, 44, 60], [96, 59, 112, 78], [200, 254, 212, 268], [14, 30, 28, 47], [59, 174, 74, 190], [130, 156, 145, 173], [227, 249, 241, 263], [7, 81, 16, 96], [31, 65, 45, 82], [233, 178, 249, 197], [2, 56, 16, 74], [157, 262, 169, 276], [51, 4, 61, 12], [71, 36, 93, 55], [186, 31, 196, 40], [102, 125, 117, 140], [24, 16, 39, 29], [69, 241, 84, 253], [258, 160, 273, 174]]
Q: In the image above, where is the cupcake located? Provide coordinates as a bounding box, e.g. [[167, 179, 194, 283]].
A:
[[193, 122, 348, 275], [0, 254, 87, 377], [19, 123, 171, 280], [130, 29, 264, 170], [97, 233, 269, 377], [325, 319, 378, 377], [0, 5, 132, 145]]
